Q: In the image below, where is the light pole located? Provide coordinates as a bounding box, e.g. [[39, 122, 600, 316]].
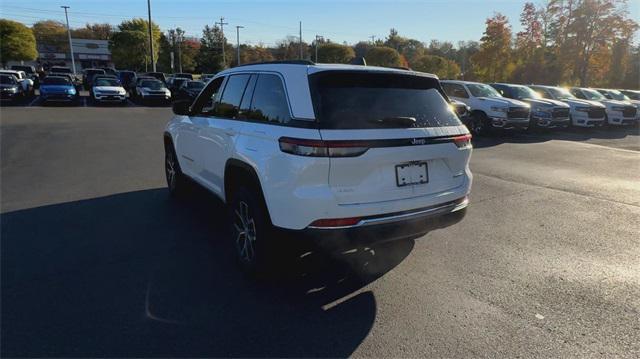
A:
[[147, 0, 156, 71], [61, 6, 76, 74], [235, 26, 244, 66]]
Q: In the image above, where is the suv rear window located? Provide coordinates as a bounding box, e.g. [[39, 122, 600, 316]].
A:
[[309, 71, 461, 129]]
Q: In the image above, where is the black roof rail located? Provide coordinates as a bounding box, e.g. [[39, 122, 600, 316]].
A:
[[236, 60, 315, 67]]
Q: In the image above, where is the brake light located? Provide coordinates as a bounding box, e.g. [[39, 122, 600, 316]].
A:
[[452, 134, 472, 148], [309, 217, 362, 228], [279, 137, 370, 157]]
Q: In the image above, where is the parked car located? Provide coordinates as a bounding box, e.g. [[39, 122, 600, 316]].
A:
[[529, 85, 606, 127], [168, 77, 188, 97], [0, 74, 26, 103], [11, 65, 40, 87], [99, 67, 117, 76], [145, 72, 167, 84], [82, 68, 106, 90], [489, 83, 570, 129], [175, 80, 205, 101], [594, 88, 640, 122], [569, 87, 636, 126], [173, 73, 193, 80], [89, 77, 127, 105], [450, 99, 472, 128], [134, 79, 171, 105], [48, 66, 73, 75], [117, 70, 136, 91], [441, 80, 530, 135], [201, 73, 216, 82], [38, 76, 79, 104], [0, 70, 34, 96], [164, 63, 472, 274], [619, 89, 640, 101]]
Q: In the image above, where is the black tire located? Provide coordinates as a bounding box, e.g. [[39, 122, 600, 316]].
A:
[[165, 144, 188, 196], [229, 184, 275, 276], [470, 112, 491, 136]]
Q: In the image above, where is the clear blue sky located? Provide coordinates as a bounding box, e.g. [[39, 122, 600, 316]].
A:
[[1, 0, 638, 46]]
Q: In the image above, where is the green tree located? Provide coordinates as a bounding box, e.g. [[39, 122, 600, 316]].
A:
[[316, 43, 355, 63], [236, 45, 274, 66], [32, 20, 67, 52], [471, 13, 513, 82], [0, 19, 37, 66], [412, 54, 460, 79], [273, 36, 309, 60], [196, 24, 229, 73], [365, 46, 402, 67], [71, 23, 113, 40], [110, 18, 161, 71]]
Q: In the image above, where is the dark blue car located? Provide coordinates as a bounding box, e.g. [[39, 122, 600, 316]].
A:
[[39, 76, 79, 105]]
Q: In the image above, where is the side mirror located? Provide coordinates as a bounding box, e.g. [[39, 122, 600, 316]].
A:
[[172, 100, 191, 116]]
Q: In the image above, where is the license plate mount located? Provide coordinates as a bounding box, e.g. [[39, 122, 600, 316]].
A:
[[395, 161, 428, 187]]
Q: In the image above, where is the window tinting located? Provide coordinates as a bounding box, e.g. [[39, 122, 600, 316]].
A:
[[198, 77, 224, 114], [309, 71, 461, 129], [442, 83, 469, 98], [0, 75, 17, 84], [214, 74, 251, 118], [248, 74, 291, 124]]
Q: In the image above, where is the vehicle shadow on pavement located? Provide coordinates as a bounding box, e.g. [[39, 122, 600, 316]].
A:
[[1, 187, 414, 357], [472, 125, 639, 148]]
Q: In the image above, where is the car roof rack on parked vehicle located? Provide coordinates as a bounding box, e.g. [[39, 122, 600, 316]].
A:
[[236, 60, 315, 67]]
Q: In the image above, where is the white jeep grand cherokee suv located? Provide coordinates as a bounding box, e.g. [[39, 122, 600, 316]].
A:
[[440, 80, 531, 135], [163, 61, 472, 273]]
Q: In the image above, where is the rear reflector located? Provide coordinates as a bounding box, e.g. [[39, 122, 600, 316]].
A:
[[309, 217, 362, 228], [452, 134, 472, 148]]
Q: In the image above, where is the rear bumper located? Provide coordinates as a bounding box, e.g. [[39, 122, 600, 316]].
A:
[[281, 196, 468, 245]]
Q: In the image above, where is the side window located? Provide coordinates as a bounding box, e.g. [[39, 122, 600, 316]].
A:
[[443, 83, 469, 99], [194, 77, 224, 115], [238, 74, 257, 120], [247, 74, 291, 124], [494, 86, 506, 97], [570, 89, 584, 99], [536, 88, 550, 99], [214, 74, 251, 118]]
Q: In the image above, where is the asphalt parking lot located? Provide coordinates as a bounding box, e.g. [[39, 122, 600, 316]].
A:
[[1, 104, 639, 357]]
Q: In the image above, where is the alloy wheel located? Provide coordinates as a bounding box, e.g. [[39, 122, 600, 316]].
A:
[[165, 151, 176, 190], [234, 201, 257, 263]]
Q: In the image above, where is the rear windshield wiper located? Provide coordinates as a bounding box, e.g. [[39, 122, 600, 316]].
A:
[[367, 116, 417, 128]]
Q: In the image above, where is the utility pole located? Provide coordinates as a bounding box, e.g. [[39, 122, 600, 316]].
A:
[[236, 26, 244, 66], [176, 31, 182, 73], [61, 6, 76, 74], [217, 17, 228, 68], [147, 0, 155, 71], [369, 35, 376, 44], [299, 21, 303, 59], [314, 35, 323, 63]]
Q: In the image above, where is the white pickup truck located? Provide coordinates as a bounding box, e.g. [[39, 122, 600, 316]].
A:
[[441, 80, 530, 135], [570, 87, 637, 126], [529, 85, 606, 127], [594, 88, 639, 123]]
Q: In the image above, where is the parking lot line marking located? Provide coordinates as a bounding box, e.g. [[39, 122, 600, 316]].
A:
[[27, 97, 40, 107]]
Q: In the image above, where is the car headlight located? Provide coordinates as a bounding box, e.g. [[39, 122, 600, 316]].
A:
[[67, 88, 76, 95], [4, 87, 18, 93], [118, 89, 126, 95], [575, 106, 590, 112], [490, 106, 508, 113]]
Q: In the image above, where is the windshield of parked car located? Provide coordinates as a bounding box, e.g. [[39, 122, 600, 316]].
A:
[[42, 77, 71, 85], [603, 90, 629, 101], [140, 80, 164, 90], [510, 85, 541, 100], [0, 75, 17, 85], [546, 87, 576, 100], [309, 71, 462, 129], [466, 83, 502, 98], [581, 88, 607, 101], [95, 79, 121, 87], [186, 81, 204, 89]]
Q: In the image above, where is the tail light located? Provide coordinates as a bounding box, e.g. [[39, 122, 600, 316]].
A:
[[452, 134, 472, 148], [309, 217, 362, 228], [278, 137, 370, 157]]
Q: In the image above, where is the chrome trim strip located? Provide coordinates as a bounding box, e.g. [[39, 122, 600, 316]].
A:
[[308, 197, 469, 230]]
